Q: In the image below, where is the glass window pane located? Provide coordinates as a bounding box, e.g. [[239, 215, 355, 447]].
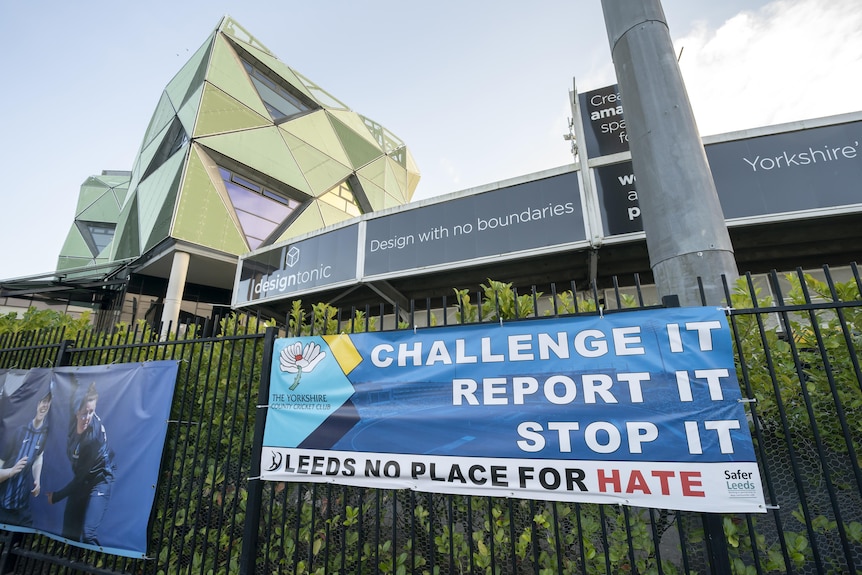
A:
[[242, 57, 311, 122], [220, 165, 300, 248], [232, 174, 261, 193], [226, 183, 291, 222], [236, 210, 278, 244], [86, 223, 115, 254], [252, 69, 279, 92], [263, 189, 298, 207], [247, 237, 264, 250], [249, 78, 296, 119]]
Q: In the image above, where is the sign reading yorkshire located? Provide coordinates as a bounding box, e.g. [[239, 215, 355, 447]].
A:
[[594, 119, 862, 236], [261, 307, 766, 513]]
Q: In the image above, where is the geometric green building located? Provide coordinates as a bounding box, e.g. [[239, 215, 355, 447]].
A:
[[52, 16, 419, 330], [113, 16, 418, 261], [56, 171, 132, 271]]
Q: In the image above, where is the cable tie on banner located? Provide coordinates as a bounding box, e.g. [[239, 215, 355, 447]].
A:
[[599, 305, 604, 319], [414, 325, 417, 334], [738, 398, 757, 403], [247, 475, 262, 481], [499, 317, 503, 327], [256, 404, 271, 409], [763, 504, 780, 510], [717, 306, 734, 312]]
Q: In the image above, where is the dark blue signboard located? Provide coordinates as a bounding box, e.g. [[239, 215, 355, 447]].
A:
[[595, 120, 862, 236], [364, 171, 584, 276], [706, 121, 862, 219], [578, 84, 629, 158], [234, 225, 359, 305]]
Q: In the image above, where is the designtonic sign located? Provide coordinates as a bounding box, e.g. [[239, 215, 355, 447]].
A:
[[234, 225, 359, 305], [260, 307, 766, 513]]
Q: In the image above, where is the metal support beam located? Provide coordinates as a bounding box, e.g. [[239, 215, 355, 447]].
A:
[[368, 280, 412, 323], [240, 326, 277, 575]]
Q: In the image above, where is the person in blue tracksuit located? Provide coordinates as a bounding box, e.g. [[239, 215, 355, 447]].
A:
[[0, 386, 52, 527], [48, 382, 114, 545]]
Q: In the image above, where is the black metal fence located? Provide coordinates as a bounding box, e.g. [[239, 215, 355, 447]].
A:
[[0, 264, 859, 574]]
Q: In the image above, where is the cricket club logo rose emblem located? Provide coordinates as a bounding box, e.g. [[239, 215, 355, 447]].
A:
[[279, 341, 326, 390]]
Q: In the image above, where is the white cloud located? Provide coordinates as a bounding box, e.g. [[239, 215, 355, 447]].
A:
[[676, 0, 862, 135]]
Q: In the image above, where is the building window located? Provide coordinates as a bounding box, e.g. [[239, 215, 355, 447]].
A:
[[142, 117, 189, 182], [76, 221, 116, 257], [219, 167, 301, 249], [319, 180, 361, 217], [240, 58, 312, 123]]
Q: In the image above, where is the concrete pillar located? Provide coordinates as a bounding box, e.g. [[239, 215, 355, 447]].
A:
[[160, 251, 190, 338], [602, 0, 738, 306]]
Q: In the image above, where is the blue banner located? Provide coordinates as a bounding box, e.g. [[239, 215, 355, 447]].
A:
[[261, 307, 765, 512], [0, 361, 178, 558]]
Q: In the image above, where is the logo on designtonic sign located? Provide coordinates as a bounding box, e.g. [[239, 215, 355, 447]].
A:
[[253, 246, 333, 296]]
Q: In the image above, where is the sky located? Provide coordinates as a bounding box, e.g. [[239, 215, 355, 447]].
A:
[[1, 0, 860, 280]]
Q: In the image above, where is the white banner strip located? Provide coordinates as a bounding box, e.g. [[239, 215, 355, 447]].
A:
[[262, 447, 766, 513]]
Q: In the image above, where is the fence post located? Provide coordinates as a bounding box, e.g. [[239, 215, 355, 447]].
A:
[[55, 339, 75, 367], [702, 515, 732, 575], [240, 326, 277, 575]]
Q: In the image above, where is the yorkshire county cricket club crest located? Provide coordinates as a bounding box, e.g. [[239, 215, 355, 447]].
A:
[[280, 341, 326, 390], [263, 335, 361, 448]]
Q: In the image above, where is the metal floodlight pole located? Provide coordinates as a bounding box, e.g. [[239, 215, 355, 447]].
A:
[[601, 0, 738, 306]]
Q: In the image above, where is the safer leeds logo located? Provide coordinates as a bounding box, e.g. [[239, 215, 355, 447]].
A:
[[725, 468, 758, 498]]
